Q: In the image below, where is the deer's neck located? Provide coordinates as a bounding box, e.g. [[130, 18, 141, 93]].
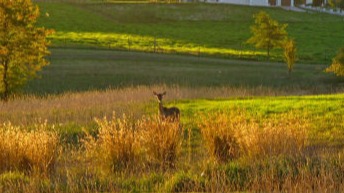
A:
[[158, 102, 165, 114]]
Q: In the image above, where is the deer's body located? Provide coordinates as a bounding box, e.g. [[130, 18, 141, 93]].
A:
[[154, 91, 180, 122]]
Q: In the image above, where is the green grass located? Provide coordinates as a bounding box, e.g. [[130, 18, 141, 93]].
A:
[[24, 48, 343, 94], [36, 2, 344, 63], [177, 94, 344, 145]]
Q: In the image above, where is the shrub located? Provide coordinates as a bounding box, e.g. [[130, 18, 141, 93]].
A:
[[325, 47, 344, 77], [0, 122, 60, 176]]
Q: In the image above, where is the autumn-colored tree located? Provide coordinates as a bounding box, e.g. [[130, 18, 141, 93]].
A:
[[325, 47, 344, 77], [0, 0, 52, 101], [247, 11, 288, 60], [284, 39, 297, 75]]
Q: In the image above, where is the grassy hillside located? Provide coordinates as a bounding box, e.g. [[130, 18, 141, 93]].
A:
[[36, 2, 344, 63]]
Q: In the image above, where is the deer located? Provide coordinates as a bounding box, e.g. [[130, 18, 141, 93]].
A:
[[153, 91, 180, 122]]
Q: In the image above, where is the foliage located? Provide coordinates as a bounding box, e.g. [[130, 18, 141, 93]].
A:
[[246, 11, 288, 60], [329, 0, 344, 9], [0, 0, 52, 101], [284, 39, 297, 75], [325, 47, 344, 76]]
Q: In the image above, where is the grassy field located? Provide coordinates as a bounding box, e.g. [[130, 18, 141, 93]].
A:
[[36, 2, 344, 63], [1, 1, 344, 192], [1, 87, 343, 192], [24, 48, 343, 95]]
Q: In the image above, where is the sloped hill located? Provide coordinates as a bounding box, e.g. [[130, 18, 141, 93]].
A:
[[37, 2, 344, 62]]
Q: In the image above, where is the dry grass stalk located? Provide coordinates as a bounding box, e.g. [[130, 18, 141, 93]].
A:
[[0, 85, 297, 126], [199, 111, 249, 163], [199, 110, 309, 163], [139, 116, 182, 169], [243, 113, 308, 159], [0, 122, 60, 176], [93, 114, 141, 172], [83, 114, 183, 173]]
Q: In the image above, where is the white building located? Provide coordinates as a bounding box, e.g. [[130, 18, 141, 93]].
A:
[[208, 0, 299, 7]]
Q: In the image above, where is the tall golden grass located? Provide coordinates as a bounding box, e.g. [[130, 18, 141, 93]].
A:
[[0, 122, 60, 176], [197, 110, 344, 192], [199, 110, 308, 163], [82, 114, 182, 173], [139, 117, 182, 169], [0, 87, 343, 192], [0, 85, 300, 126]]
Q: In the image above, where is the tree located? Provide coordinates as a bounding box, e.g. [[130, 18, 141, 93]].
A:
[[247, 11, 288, 60], [0, 0, 52, 101], [325, 47, 344, 77], [284, 39, 296, 75]]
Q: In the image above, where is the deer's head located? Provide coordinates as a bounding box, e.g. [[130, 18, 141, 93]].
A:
[[153, 91, 166, 103]]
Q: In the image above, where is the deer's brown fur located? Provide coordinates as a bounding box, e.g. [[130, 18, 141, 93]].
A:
[[153, 91, 180, 122]]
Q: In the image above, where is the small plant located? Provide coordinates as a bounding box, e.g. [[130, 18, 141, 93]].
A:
[[284, 39, 297, 75], [325, 47, 344, 77]]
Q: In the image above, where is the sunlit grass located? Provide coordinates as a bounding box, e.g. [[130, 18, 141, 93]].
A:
[[0, 88, 343, 192], [50, 32, 266, 58], [0, 122, 60, 176], [179, 94, 344, 146], [37, 2, 344, 63]]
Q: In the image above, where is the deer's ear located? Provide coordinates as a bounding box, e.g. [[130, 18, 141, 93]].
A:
[[153, 91, 157, 95], [163, 91, 166, 95]]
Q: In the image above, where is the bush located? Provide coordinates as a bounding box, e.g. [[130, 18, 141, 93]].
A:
[[325, 47, 344, 77]]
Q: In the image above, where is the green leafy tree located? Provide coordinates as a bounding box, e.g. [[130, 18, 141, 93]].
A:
[[0, 0, 52, 101], [339, 0, 344, 11], [247, 11, 288, 60], [325, 47, 344, 77], [284, 39, 297, 75]]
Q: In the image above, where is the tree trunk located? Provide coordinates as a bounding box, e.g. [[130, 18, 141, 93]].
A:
[[1, 60, 9, 101]]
